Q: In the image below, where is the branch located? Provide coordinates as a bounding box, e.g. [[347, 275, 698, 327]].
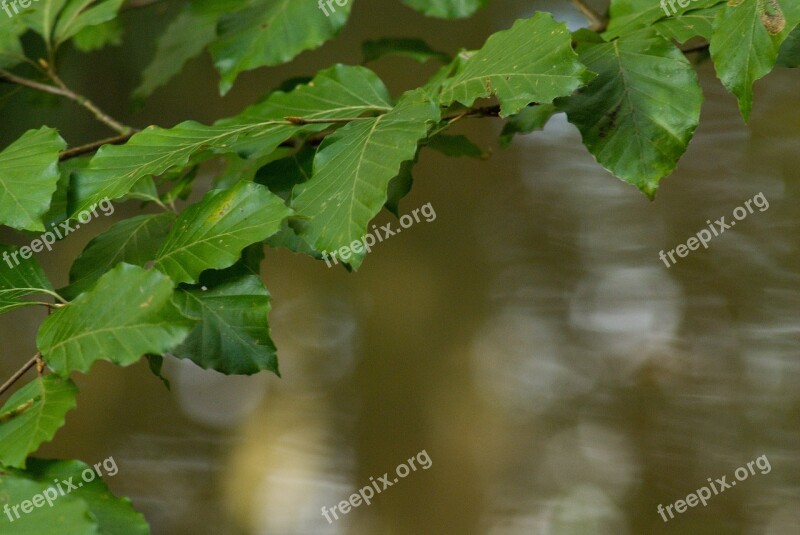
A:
[[0, 69, 64, 96], [571, 0, 607, 32], [0, 354, 41, 399], [0, 69, 134, 134], [284, 106, 390, 125], [46, 69, 133, 134], [58, 104, 503, 163], [60, 132, 138, 161]]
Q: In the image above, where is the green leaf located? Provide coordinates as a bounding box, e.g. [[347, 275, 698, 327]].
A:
[[15, 0, 122, 50], [214, 147, 293, 189], [402, 0, 488, 19], [777, 25, 800, 67], [604, 0, 724, 40], [54, 0, 124, 47], [209, 0, 352, 95], [173, 263, 279, 375], [384, 157, 417, 218], [710, 0, 800, 120], [37, 263, 194, 375], [44, 157, 90, 231], [19, 0, 70, 47], [425, 133, 483, 157], [362, 37, 450, 63], [71, 17, 123, 52], [419, 53, 467, 99], [0, 376, 78, 468], [0, 16, 26, 70], [499, 104, 555, 147], [122, 176, 161, 205], [72, 65, 391, 214], [24, 458, 150, 535], [652, 5, 721, 42], [154, 181, 292, 285], [0, 127, 67, 232], [264, 221, 323, 257], [559, 30, 703, 198], [291, 91, 440, 270], [0, 466, 99, 535], [145, 354, 170, 389], [254, 145, 315, 201], [134, 0, 243, 100], [0, 244, 55, 314], [217, 65, 391, 159], [63, 213, 176, 299], [439, 13, 592, 117]]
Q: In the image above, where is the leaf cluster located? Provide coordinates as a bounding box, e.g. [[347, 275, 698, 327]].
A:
[[0, 0, 797, 531]]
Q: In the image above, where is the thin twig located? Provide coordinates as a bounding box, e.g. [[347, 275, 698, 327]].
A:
[[46, 68, 132, 134], [571, 0, 607, 32], [60, 104, 501, 164], [60, 132, 138, 161], [0, 354, 40, 398], [0, 69, 64, 96], [0, 69, 133, 134]]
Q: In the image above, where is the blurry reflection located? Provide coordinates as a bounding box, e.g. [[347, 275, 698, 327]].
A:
[[470, 307, 591, 416], [171, 358, 267, 429], [569, 266, 683, 360]]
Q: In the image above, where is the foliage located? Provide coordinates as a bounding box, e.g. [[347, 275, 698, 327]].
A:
[[0, 0, 798, 531]]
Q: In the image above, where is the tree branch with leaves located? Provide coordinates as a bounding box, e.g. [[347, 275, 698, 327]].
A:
[[0, 0, 798, 532]]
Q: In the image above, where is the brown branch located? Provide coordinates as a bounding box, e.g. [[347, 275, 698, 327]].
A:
[[0, 69, 134, 134], [0, 354, 40, 399], [46, 69, 132, 134], [60, 132, 138, 161], [0, 69, 65, 96], [571, 0, 607, 32], [284, 115, 384, 125], [58, 104, 503, 163]]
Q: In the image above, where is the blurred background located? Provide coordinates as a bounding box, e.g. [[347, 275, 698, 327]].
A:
[[1, 0, 799, 533]]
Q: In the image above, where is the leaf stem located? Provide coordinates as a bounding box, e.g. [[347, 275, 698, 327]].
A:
[[40, 289, 68, 305], [284, 115, 376, 125], [0, 354, 41, 399]]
